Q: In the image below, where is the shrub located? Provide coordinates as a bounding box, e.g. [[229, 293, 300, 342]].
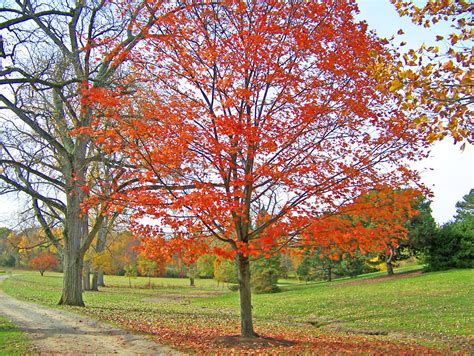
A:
[[425, 219, 474, 271], [251, 256, 281, 294]]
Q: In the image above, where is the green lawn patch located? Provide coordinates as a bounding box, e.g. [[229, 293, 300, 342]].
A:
[[0, 316, 31, 355]]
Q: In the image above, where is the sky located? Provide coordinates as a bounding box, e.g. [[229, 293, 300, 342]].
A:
[[0, 1, 472, 227]]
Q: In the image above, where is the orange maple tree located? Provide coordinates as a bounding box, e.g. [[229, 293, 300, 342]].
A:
[[30, 251, 59, 276], [390, 0, 473, 144], [301, 188, 421, 274], [85, 1, 426, 337]]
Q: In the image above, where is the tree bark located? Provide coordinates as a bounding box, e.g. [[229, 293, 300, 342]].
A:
[[98, 270, 105, 287], [59, 249, 84, 306], [386, 247, 394, 276], [237, 253, 255, 337], [91, 271, 99, 291], [58, 179, 87, 306], [82, 263, 91, 291], [92, 219, 109, 290]]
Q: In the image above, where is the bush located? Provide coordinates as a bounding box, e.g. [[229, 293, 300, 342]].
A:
[[165, 267, 182, 278], [425, 220, 474, 271], [251, 256, 281, 294], [227, 284, 239, 291], [0, 255, 16, 268], [336, 253, 378, 278]]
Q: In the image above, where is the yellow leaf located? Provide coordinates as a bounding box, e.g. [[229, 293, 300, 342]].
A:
[[389, 79, 403, 92]]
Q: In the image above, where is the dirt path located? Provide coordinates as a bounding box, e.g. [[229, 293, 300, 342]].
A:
[[0, 276, 177, 355]]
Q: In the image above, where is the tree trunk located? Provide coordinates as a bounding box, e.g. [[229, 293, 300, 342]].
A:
[[93, 219, 108, 290], [98, 270, 105, 287], [40, 270, 44, 276], [58, 179, 87, 306], [386, 247, 394, 276], [327, 264, 332, 282], [82, 263, 91, 291], [189, 277, 195, 287], [59, 249, 84, 306], [237, 253, 255, 337], [91, 271, 99, 291], [386, 259, 394, 275]]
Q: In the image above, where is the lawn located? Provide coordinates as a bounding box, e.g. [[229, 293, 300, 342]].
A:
[[0, 316, 32, 355], [1, 268, 472, 353]]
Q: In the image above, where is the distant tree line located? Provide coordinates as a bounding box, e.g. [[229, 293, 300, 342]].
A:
[[1, 189, 472, 291]]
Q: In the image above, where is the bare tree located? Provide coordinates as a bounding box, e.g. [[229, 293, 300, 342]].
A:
[[0, 0, 162, 306]]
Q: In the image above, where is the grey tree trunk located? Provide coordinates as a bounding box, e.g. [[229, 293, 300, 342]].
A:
[[91, 218, 109, 291], [386, 247, 394, 276], [237, 253, 255, 337], [82, 263, 91, 291], [98, 271, 105, 287], [59, 173, 88, 306], [91, 271, 99, 291], [59, 249, 84, 306]]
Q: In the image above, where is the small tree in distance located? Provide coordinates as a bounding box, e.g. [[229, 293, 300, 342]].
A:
[[124, 264, 138, 288], [138, 256, 158, 288], [30, 252, 58, 276]]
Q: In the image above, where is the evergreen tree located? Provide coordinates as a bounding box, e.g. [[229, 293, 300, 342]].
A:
[[250, 255, 282, 293], [425, 189, 474, 271]]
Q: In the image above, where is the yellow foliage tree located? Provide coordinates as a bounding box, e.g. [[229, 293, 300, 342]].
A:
[[390, 0, 473, 145]]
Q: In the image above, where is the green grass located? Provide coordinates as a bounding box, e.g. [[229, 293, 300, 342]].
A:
[[202, 268, 473, 336], [1, 267, 472, 351], [0, 316, 31, 355]]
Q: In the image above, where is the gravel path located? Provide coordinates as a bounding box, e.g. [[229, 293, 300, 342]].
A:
[[0, 276, 177, 355]]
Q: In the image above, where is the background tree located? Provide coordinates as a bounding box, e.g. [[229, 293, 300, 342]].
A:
[[455, 189, 474, 221], [336, 252, 378, 278], [138, 256, 159, 288], [405, 197, 437, 256], [87, 1, 425, 337], [124, 264, 138, 288], [186, 263, 199, 287], [391, 0, 473, 144], [0, 227, 17, 267], [425, 189, 473, 270], [196, 254, 216, 279], [214, 257, 238, 287], [296, 251, 376, 282], [349, 189, 421, 275], [425, 220, 473, 271], [279, 253, 296, 279], [92, 230, 139, 276], [250, 255, 282, 293], [30, 251, 59, 276]]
